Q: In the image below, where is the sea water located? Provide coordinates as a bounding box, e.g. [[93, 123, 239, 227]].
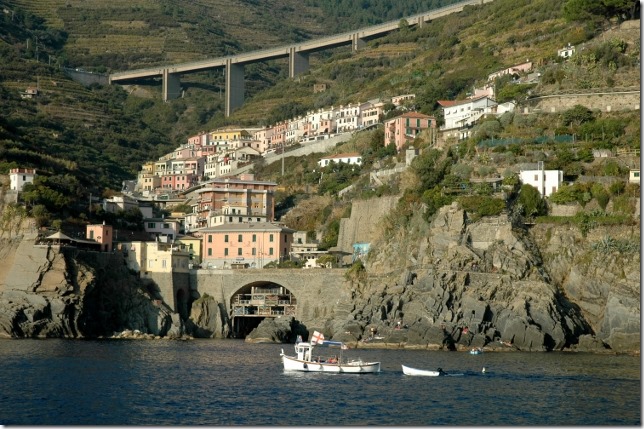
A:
[[0, 339, 639, 425]]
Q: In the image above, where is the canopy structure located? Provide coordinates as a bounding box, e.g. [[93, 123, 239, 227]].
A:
[[44, 231, 75, 244]]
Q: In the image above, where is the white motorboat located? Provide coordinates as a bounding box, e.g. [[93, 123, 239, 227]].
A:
[[280, 341, 380, 373], [401, 364, 446, 376], [470, 347, 483, 355]]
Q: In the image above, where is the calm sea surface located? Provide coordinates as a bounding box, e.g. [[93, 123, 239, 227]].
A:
[[0, 339, 639, 426]]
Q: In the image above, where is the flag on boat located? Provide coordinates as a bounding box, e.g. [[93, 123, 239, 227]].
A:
[[311, 331, 325, 344]]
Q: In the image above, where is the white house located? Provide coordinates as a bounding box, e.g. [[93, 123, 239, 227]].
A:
[[438, 95, 498, 130], [558, 44, 575, 59], [318, 153, 362, 168], [9, 168, 36, 191], [629, 169, 640, 185], [334, 104, 361, 133], [144, 217, 183, 241], [519, 169, 564, 197]]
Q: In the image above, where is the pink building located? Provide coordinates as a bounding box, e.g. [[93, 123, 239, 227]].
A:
[[86, 222, 113, 252], [201, 222, 295, 268], [188, 176, 277, 229], [384, 112, 436, 152], [161, 173, 198, 191]]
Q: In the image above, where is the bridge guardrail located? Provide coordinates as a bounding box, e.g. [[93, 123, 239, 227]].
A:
[[110, 0, 492, 79]]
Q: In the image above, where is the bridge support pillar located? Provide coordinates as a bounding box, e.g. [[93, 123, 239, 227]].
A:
[[352, 33, 366, 51], [162, 69, 182, 101], [225, 60, 245, 117], [289, 48, 310, 78]]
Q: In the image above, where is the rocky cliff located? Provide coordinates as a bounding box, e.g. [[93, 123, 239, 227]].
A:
[[0, 233, 186, 339], [0, 203, 639, 353], [295, 201, 639, 353]]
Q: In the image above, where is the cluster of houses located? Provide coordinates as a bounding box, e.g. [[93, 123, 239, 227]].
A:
[[10, 53, 639, 277]]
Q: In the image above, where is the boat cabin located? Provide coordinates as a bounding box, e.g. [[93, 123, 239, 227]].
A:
[[294, 342, 313, 361]]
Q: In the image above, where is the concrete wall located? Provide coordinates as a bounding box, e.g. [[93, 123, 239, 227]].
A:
[[337, 195, 399, 254], [524, 90, 640, 113]]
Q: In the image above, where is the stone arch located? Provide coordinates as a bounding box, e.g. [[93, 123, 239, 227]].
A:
[[229, 280, 297, 338]]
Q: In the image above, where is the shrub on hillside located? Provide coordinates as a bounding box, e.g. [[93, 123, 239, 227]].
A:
[[456, 196, 505, 220]]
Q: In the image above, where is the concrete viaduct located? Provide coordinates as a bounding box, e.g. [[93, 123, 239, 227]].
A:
[[109, 0, 493, 116]]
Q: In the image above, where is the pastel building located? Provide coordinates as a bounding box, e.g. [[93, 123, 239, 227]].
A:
[[122, 241, 191, 275], [175, 235, 203, 265], [144, 217, 183, 241], [186, 175, 277, 231], [384, 112, 436, 151], [201, 222, 295, 268], [391, 94, 415, 106], [360, 100, 385, 127], [9, 168, 36, 191], [86, 222, 113, 252]]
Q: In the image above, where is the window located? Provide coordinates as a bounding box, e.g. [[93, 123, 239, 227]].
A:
[[224, 248, 229, 256], [252, 234, 256, 242], [224, 235, 229, 243], [163, 223, 170, 229], [238, 248, 242, 256], [269, 234, 274, 242], [284, 235, 288, 243], [148, 222, 156, 228], [534, 174, 538, 181], [635, 172, 640, 178], [238, 234, 243, 242], [252, 248, 256, 256], [269, 248, 274, 256], [208, 235, 212, 243], [162, 260, 167, 268], [208, 249, 212, 256]]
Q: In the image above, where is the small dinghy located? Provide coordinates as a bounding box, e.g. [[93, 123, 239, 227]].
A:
[[401, 365, 447, 376]]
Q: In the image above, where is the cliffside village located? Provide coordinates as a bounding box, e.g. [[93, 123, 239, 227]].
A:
[[8, 54, 640, 276]]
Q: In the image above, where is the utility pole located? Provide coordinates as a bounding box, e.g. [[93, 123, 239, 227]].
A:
[[281, 140, 284, 176]]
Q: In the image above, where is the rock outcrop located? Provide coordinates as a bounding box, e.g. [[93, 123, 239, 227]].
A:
[[294, 202, 639, 353], [0, 234, 184, 338], [185, 293, 230, 338]]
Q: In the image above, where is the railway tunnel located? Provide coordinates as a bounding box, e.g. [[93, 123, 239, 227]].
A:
[[229, 281, 297, 338]]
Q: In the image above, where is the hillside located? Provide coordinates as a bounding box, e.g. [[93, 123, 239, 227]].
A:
[[0, 0, 640, 230]]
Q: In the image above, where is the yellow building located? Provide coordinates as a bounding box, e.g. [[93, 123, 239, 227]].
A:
[[209, 127, 252, 142], [122, 241, 191, 275], [175, 235, 203, 266]]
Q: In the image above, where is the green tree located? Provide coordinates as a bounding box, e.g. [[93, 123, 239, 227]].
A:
[[562, 105, 594, 127], [590, 183, 610, 210], [517, 184, 548, 217]]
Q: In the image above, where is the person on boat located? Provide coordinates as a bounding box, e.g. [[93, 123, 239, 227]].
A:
[[327, 356, 337, 364], [436, 367, 447, 376]]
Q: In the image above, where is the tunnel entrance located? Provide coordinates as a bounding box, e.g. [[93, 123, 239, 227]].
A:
[[230, 282, 297, 338]]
